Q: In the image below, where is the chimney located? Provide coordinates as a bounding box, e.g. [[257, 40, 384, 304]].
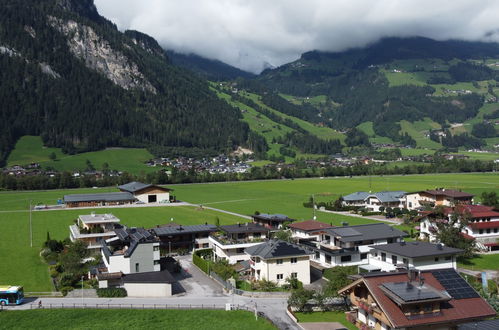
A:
[[418, 270, 425, 287]]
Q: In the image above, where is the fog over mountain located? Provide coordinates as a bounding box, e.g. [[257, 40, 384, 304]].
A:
[[95, 0, 499, 73]]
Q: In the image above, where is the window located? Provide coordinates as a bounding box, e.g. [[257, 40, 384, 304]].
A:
[[203, 243, 209, 248], [290, 257, 298, 264], [236, 248, 245, 253], [153, 246, 159, 251], [291, 272, 298, 279], [495, 229, 498, 233], [403, 258, 408, 265], [341, 255, 352, 262], [326, 255, 332, 264], [445, 256, 452, 261], [315, 252, 320, 259], [486, 229, 491, 234], [135, 263, 140, 272], [276, 259, 283, 265], [479, 229, 484, 234], [381, 253, 386, 262], [154, 260, 160, 265], [253, 232, 261, 238], [392, 255, 398, 265], [276, 274, 283, 280], [360, 253, 367, 260], [434, 257, 439, 262]]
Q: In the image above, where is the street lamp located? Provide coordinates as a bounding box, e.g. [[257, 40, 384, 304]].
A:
[[81, 275, 84, 305]]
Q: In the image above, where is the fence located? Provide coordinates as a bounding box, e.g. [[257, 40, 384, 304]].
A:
[[29, 302, 252, 311]]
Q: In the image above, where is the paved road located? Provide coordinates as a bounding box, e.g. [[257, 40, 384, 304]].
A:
[[319, 209, 402, 224]]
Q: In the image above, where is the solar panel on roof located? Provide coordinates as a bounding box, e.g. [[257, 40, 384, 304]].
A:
[[432, 269, 480, 299], [382, 282, 442, 302]]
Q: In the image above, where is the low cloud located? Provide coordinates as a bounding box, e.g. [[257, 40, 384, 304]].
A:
[[95, 0, 499, 73]]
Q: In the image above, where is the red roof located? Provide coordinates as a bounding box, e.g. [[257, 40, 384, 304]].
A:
[[362, 271, 496, 328], [469, 221, 499, 229], [444, 205, 499, 219], [424, 189, 474, 198], [287, 220, 334, 232], [460, 232, 475, 240]]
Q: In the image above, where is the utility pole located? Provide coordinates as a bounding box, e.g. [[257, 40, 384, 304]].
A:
[[29, 199, 33, 247], [312, 194, 316, 220]]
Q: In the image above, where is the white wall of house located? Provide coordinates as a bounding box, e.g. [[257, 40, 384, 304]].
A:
[[405, 193, 425, 210], [251, 255, 311, 285], [210, 237, 261, 264], [136, 192, 170, 203], [368, 252, 456, 272], [124, 283, 172, 297], [290, 229, 321, 240], [105, 242, 160, 274]]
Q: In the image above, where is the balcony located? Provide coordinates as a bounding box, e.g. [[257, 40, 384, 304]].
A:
[[209, 235, 265, 248]]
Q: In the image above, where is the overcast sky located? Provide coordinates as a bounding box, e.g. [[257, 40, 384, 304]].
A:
[[94, 0, 499, 73]]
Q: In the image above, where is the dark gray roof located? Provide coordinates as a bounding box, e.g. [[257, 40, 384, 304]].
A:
[[245, 239, 311, 259], [327, 223, 407, 242], [252, 213, 295, 222], [458, 319, 499, 330], [220, 223, 269, 234], [371, 242, 463, 258], [152, 224, 218, 237], [118, 181, 152, 192], [64, 192, 135, 203], [343, 191, 406, 203], [342, 191, 370, 201], [112, 227, 156, 257], [123, 270, 175, 284]]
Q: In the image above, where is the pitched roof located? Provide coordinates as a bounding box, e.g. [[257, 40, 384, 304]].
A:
[[245, 239, 311, 259], [342, 191, 370, 201], [343, 269, 496, 328], [219, 223, 269, 234], [326, 223, 407, 242], [252, 213, 295, 222], [118, 181, 172, 193], [342, 191, 406, 203], [288, 220, 334, 232], [151, 224, 218, 236], [122, 270, 175, 284], [469, 222, 499, 229], [371, 241, 463, 258], [64, 192, 135, 203], [421, 189, 474, 198], [449, 205, 499, 219], [458, 319, 499, 330]]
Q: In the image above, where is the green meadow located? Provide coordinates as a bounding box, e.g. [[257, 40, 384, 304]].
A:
[[0, 309, 276, 330]]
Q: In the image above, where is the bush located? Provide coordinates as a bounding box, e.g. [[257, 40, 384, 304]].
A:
[[96, 288, 127, 297], [60, 286, 74, 296], [288, 288, 314, 312]]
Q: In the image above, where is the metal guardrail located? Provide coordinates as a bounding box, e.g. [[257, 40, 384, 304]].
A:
[[29, 303, 251, 311]]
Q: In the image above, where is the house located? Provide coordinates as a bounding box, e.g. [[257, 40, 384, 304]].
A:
[[405, 188, 474, 210], [246, 240, 312, 285], [288, 220, 334, 240], [419, 205, 499, 251], [210, 223, 269, 264], [251, 213, 295, 229], [151, 223, 218, 252], [118, 181, 172, 203], [101, 227, 160, 275], [342, 191, 407, 212], [361, 241, 462, 273], [63, 192, 136, 208], [338, 269, 496, 330], [69, 213, 121, 250], [305, 223, 407, 268]]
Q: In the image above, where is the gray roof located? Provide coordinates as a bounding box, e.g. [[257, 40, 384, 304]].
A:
[[118, 181, 152, 192], [458, 319, 499, 330], [252, 213, 295, 222], [245, 239, 311, 259], [122, 270, 175, 284], [112, 227, 156, 257], [152, 224, 218, 237], [371, 242, 463, 258], [326, 223, 407, 242], [220, 223, 269, 234], [342, 191, 406, 203], [64, 192, 135, 203]]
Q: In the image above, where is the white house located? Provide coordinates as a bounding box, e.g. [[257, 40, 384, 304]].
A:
[[305, 223, 407, 268], [69, 213, 121, 250], [101, 227, 160, 275], [210, 223, 269, 264], [246, 240, 312, 285], [342, 191, 407, 212], [405, 188, 473, 210], [361, 241, 462, 273], [118, 181, 172, 204], [288, 220, 334, 240], [419, 205, 499, 251]]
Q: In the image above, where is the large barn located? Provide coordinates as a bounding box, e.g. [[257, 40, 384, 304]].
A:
[[118, 182, 172, 204]]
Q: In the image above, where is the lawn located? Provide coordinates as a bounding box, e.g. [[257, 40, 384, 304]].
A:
[[458, 254, 499, 271], [294, 311, 356, 329], [0, 309, 275, 330], [399, 120, 442, 149], [0, 206, 246, 291], [7, 136, 157, 175]]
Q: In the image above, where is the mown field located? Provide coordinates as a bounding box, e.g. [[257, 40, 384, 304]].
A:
[[0, 309, 275, 330], [7, 136, 156, 175], [0, 173, 497, 291]]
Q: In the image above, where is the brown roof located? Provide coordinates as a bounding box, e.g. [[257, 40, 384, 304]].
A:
[[361, 271, 496, 328], [424, 189, 474, 199], [287, 220, 334, 232]]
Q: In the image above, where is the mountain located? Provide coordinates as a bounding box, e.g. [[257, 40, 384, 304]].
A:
[[166, 50, 255, 81], [240, 37, 499, 148], [0, 0, 249, 166]]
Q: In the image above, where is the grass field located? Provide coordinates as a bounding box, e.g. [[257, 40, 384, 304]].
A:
[[294, 311, 356, 329], [458, 254, 499, 271], [399, 120, 442, 149], [0, 173, 497, 291], [0, 309, 275, 330], [7, 136, 156, 175], [356, 122, 395, 144]]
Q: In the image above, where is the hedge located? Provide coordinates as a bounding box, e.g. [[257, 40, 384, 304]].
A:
[[193, 248, 212, 274], [96, 288, 127, 297]]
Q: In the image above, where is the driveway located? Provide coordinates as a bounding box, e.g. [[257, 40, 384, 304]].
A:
[[174, 254, 226, 297]]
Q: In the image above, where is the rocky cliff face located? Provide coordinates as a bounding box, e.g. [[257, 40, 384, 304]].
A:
[[48, 16, 156, 93]]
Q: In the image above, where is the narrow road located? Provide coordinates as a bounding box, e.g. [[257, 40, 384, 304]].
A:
[[319, 209, 402, 224]]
